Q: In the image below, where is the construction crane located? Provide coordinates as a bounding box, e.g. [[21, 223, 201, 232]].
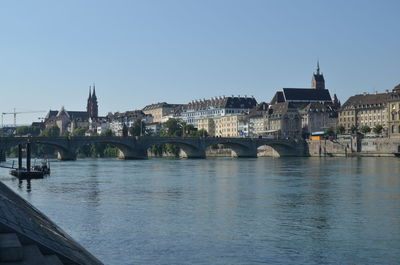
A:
[[1, 109, 47, 129]]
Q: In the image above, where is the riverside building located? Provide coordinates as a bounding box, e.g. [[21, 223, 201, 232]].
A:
[[180, 96, 257, 127], [268, 63, 340, 137], [44, 85, 100, 135], [338, 91, 391, 134], [197, 114, 248, 137], [388, 84, 400, 137], [142, 102, 184, 123]]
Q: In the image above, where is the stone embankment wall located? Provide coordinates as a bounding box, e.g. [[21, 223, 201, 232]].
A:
[[307, 137, 400, 157]]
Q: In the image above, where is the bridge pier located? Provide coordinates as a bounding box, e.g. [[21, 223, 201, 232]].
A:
[[118, 148, 148, 160], [231, 148, 258, 158], [57, 150, 77, 161], [179, 148, 206, 159]]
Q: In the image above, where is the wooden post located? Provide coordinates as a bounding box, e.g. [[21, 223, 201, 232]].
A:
[[18, 144, 22, 170], [26, 142, 31, 172]]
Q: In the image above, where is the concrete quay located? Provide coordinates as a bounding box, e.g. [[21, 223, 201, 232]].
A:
[[0, 181, 103, 265], [306, 137, 400, 157]]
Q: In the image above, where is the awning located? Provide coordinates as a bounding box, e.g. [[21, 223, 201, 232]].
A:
[[265, 129, 280, 133]]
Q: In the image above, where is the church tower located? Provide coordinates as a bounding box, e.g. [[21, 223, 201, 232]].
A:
[[312, 61, 325, 90], [86, 86, 92, 116], [86, 84, 99, 119]]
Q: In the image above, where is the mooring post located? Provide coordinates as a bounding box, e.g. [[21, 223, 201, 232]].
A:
[[26, 142, 31, 172], [18, 144, 22, 170]]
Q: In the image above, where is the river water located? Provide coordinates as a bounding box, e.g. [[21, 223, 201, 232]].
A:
[[0, 157, 399, 265]]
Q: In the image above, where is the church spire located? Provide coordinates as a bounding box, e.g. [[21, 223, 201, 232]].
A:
[[88, 86, 92, 99], [92, 83, 97, 99], [316, 60, 320, 75]]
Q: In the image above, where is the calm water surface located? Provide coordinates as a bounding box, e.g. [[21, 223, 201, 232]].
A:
[[1, 157, 399, 265]]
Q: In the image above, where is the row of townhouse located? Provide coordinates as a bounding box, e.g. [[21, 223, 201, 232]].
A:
[[195, 64, 340, 138], [338, 84, 400, 137]]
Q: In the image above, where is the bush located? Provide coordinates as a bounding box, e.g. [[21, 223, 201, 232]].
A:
[[360, 125, 371, 134]]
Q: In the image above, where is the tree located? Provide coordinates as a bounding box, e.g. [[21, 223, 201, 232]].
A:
[[373, 124, 383, 134], [129, 120, 145, 136], [336, 125, 345, 135], [324, 127, 335, 138], [350, 125, 358, 134], [41, 126, 60, 137], [122, 124, 128, 137], [197, 129, 209, 137], [72, 127, 86, 136], [16, 126, 41, 136], [101, 129, 114, 137], [162, 118, 183, 137], [360, 125, 371, 134]]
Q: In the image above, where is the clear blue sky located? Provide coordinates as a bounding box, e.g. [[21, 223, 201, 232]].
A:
[[1, 0, 399, 124]]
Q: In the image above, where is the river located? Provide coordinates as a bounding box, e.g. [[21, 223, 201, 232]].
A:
[[0, 157, 399, 265]]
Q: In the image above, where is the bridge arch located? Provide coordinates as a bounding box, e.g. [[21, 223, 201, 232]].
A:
[[71, 138, 145, 160], [205, 139, 258, 158], [255, 140, 304, 157], [142, 138, 206, 159]]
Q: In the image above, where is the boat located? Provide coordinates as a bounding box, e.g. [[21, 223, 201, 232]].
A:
[[8, 143, 50, 180], [32, 159, 51, 175], [10, 168, 45, 179]]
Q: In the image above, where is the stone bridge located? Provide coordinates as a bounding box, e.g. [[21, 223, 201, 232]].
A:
[[0, 136, 306, 161]]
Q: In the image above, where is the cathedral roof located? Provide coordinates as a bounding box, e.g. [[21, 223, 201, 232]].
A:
[[282, 88, 332, 102]]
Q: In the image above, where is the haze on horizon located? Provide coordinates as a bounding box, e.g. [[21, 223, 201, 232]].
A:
[[1, 0, 399, 124]]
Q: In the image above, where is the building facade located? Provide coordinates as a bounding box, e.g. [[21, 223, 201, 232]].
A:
[[388, 84, 400, 137], [197, 114, 248, 137], [180, 96, 257, 127], [338, 92, 390, 134], [44, 85, 99, 135], [107, 110, 153, 136], [300, 102, 338, 136], [266, 102, 302, 138], [142, 102, 183, 123]]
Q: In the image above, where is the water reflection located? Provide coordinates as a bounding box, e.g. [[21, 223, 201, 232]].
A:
[[17, 179, 31, 193], [0, 157, 399, 265]]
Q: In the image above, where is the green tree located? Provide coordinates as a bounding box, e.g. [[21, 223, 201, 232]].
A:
[[336, 125, 345, 135], [373, 124, 383, 134], [72, 127, 86, 136], [122, 124, 128, 137], [360, 125, 371, 134], [101, 129, 114, 137], [324, 127, 335, 138], [129, 120, 145, 136], [162, 118, 183, 137], [350, 125, 358, 134], [40, 126, 60, 137], [16, 126, 40, 136]]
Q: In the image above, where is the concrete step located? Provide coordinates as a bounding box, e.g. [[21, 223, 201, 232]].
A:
[[0, 233, 23, 262], [43, 254, 64, 265]]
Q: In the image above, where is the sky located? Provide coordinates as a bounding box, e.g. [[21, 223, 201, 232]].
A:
[[0, 0, 399, 124]]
